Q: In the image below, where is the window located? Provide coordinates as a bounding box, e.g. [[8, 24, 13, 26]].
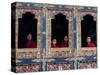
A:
[[51, 13, 69, 48], [81, 14, 96, 47], [18, 12, 37, 48]]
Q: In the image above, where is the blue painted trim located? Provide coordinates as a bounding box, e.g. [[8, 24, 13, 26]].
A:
[[73, 16, 77, 49], [16, 59, 40, 64], [47, 58, 72, 62], [73, 32, 77, 48], [73, 17, 76, 30], [42, 16, 46, 48], [79, 56, 97, 60]]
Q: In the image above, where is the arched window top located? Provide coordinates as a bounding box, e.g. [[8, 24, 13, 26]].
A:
[[54, 13, 66, 20], [83, 14, 94, 21]]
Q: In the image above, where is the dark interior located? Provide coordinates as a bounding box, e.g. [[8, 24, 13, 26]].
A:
[[18, 12, 37, 48], [81, 14, 96, 47], [51, 13, 69, 47]]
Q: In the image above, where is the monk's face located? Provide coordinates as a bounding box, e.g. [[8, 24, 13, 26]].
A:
[[52, 39, 57, 45], [64, 36, 68, 41], [27, 34, 32, 41], [87, 37, 91, 43]]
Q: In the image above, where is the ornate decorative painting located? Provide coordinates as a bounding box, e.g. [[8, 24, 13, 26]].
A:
[[11, 2, 97, 73]]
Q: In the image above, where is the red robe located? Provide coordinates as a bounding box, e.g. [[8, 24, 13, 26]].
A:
[[51, 44, 58, 48], [61, 41, 68, 47], [87, 42, 95, 47], [25, 40, 37, 48]]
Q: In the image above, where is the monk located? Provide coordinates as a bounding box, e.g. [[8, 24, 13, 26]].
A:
[[25, 33, 37, 48], [51, 39, 59, 48], [86, 36, 95, 47], [61, 35, 68, 47]]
